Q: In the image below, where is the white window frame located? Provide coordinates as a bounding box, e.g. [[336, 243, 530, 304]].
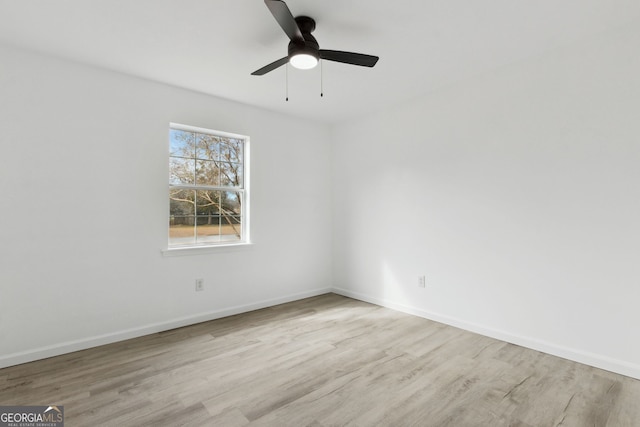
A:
[[164, 123, 250, 254]]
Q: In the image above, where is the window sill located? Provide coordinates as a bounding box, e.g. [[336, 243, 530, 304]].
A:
[[161, 242, 254, 257]]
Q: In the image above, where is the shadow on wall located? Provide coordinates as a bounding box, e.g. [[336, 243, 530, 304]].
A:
[[381, 260, 413, 308]]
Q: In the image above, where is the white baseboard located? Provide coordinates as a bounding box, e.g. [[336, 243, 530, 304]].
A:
[[332, 287, 640, 380], [0, 287, 332, 369], [5, 286, 639, 381]]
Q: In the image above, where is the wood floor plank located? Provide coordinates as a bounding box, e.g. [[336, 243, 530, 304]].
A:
[[1, 293, 638, 426]]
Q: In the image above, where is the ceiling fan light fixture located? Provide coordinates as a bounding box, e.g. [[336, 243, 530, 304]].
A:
[[250, 1, 378, 76], [290, 52, 318, 70]]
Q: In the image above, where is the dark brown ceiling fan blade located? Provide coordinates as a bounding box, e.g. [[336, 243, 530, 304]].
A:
[[251, 56, 289, 76], [319, 50, 379, 68], [264, 0, 304, 43]]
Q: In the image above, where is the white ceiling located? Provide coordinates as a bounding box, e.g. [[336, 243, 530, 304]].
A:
[[1, 0, 639, 124]]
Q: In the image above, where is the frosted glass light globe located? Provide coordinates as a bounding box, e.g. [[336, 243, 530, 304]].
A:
[[290, 53, 318, 70]]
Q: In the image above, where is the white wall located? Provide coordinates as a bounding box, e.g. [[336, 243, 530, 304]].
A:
[[2, 19, 639, 380], [331, 21, 640, 379], [0, 44, 332, 367]]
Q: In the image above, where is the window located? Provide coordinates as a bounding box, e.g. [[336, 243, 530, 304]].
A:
[[168, 123, 249, 248]]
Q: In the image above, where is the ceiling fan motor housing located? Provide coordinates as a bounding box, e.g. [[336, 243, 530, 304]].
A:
[[288, 16, 319, 59]]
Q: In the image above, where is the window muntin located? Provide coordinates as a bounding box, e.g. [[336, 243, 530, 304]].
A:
[[169, 124, 248, 248]]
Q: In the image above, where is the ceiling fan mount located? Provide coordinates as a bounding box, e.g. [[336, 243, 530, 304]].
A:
[[294, 16, 316, 35], [252, 0, 379, 76]]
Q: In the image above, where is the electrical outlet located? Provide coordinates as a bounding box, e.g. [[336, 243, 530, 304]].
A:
[[195, 278, 204, 292], [418, 276, 426, 288]]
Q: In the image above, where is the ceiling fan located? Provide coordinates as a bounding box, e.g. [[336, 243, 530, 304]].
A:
[[251, 0, 379, 76]]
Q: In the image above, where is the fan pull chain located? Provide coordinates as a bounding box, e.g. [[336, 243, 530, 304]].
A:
[[286, 63, 289, 102], [320, 60, 324, 98]]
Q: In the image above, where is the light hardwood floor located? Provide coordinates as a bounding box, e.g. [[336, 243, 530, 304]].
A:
[[1, 293, 639, 426]]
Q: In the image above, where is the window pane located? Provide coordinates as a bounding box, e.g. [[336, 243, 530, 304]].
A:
[[196, 134, 219, 161], [220, 138, 243, 163], [196, 215, 221, 243], [169, 189, 195, 246], [195, 160, 219, 186], [170, 129, 195, 158], [221, 216, 241, 240], [221, 191, 242, 241], [221, 191, 241, 215], [219, 162, 243, 187], [196, 190, 220, 214], [170, 157, 195, 185], [169, 216, 196, 246], [196, 191, 222, 244], [170, 189, 195, 215]]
